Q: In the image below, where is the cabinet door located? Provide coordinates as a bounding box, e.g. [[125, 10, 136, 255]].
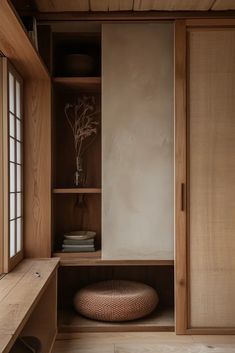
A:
[[188, 28, 235, 329], [176, 24, 235, 333], [102, 23, 174, 260]]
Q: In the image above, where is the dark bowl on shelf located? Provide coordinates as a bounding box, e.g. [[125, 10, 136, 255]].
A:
[[64, 54, 95, 76]]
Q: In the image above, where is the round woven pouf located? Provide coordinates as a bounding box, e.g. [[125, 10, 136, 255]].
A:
[[74, 280, 159, 322]]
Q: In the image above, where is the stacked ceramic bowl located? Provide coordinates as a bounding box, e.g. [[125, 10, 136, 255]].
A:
[[62, 231, 96, 253]]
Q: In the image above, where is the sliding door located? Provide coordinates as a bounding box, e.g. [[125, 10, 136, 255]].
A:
[[102, 23, 174, 260], [175, 21, 235, 333], [188, 28, 235, 329]]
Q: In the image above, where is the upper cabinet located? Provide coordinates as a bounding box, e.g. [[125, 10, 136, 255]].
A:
[[102, 23, 174, 260]]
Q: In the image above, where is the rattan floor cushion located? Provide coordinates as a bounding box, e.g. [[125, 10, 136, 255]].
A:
[[74, 280, 159, 322]]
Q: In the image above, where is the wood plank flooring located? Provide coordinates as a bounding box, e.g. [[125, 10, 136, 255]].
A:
[[52, 333, 235, 353]]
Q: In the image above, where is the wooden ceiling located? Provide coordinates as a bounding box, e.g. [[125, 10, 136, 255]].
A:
[[32, 0, 235, 12]]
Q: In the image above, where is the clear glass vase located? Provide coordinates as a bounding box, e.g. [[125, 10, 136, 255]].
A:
[[74, 157, 86, 187]]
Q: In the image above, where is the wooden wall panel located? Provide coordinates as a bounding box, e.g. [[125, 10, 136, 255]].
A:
[[102, 23, 174, 260], [24, 80, 51, 258], [35, 0, 90, 12], [108, 0, 134, 11], [188, 29, 235, 328], [212, 0, 235, 10], [35, 0, 216, 12], [133, 0, 214, 11]]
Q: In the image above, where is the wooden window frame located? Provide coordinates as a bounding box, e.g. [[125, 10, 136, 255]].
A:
[[0, 57, 23, 273], [0, 57, 3, 274]]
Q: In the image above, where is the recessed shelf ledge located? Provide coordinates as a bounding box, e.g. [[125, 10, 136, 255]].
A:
[[53, 251, 174, 266], [53, 188, 101, 194]]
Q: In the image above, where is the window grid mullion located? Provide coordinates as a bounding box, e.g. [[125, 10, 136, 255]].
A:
[[14, 75, 17, 255]]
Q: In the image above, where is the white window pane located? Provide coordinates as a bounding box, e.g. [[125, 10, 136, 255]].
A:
[[9, 73, 15, 113], [10, 137, 15, 162], [10, 220, 15, 258], [16, 218, 22, 252], [16, 80, 21, 118], [10, 163, 15, 192], [16, 119, 21, 140], [10, 193, 15, 220], [9, 113, 15, 137], [16, 165, 22, 192], [17, 193, 21, 218], [16, 141, 21, 164]]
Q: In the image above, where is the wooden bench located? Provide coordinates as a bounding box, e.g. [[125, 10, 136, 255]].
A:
[[0, 258, 59, 353]]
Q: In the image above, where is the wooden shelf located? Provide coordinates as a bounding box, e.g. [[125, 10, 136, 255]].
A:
[[53, 77, 101, 90], [53, 251, 174, 266], [58, 307, 174, 333], [53, 188, 101, 194]]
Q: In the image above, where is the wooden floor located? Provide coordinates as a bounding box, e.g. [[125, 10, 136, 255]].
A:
[[52, 333, 235, 353]]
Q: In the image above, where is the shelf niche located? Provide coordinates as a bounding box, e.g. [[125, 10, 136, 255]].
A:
[[53, 85, 101, 189], [52, 32, 101, 255], [57, 265, 174, 332], [53, 193, 101, 253], [53, 32, 101, 77]]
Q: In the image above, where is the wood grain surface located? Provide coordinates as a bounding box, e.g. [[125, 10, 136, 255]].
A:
[[24, 80, 52, 258], [188, 29, 235, 328], [0, 258, 59, 353], [58, 307, 174, 333], [0, 0, 49, 80], [174, 20, 187, 335], [35, 0, 227, 12], [52, 333, 235, 353]]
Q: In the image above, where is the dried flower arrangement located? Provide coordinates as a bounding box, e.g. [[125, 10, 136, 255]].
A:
[[64, 96, 99, 187]]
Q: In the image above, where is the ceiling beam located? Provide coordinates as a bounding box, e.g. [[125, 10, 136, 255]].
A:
[[32, 11, 235, 22]]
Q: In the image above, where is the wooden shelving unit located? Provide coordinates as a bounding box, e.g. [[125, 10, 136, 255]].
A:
[[53, 251, 174, 266], [52, 31, 102, 255], [53, 77, 101, 90], [52, 30, 175, 334], [58, 307, 174, 333], [53, 188, 101, 194]]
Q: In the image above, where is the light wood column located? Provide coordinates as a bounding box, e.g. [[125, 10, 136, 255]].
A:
[[24, 80, 51, 258]]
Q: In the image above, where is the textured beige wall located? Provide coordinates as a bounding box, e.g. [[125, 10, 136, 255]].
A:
[[102, 23, 174, 260]]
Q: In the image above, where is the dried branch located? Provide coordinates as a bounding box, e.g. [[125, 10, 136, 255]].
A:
[[64, 96, 100, 186]]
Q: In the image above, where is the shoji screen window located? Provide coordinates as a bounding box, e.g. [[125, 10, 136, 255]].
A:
[[1, 58, 23, 272]]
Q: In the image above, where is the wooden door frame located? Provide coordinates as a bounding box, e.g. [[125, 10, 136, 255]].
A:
[[175, 18, 235, 335], [175, 19, 187, 335], [0, 57, 3, 274]]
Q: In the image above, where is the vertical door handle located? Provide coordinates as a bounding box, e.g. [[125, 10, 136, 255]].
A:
[[181, 183, 186, 211]]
